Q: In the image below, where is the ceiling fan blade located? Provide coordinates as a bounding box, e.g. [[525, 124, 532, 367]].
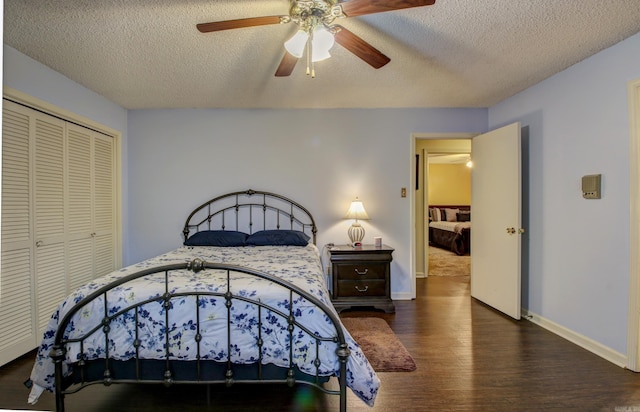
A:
[[333, 25, 390, 69], [197, 16, 284, 33], [275, 52, 299, 77], [340, 0, 435, 18]]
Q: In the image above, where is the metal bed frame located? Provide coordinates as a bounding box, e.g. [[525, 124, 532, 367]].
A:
[[49, 190, 349, 411], [183, 189, 318, 244]]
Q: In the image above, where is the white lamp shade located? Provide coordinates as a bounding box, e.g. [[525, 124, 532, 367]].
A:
[[344, 198, 370, 221], [312, 48, 331, 62], [284, 30, 309, 58], [311, 26, 334, 62]]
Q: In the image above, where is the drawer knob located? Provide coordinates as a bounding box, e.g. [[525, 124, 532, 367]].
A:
[[355, 285, 369, 293], [354, 268, 369, 276]]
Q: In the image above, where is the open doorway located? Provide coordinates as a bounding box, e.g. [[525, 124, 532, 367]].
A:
[[414, 136, 473, 282], [426, 153, 472, 277]]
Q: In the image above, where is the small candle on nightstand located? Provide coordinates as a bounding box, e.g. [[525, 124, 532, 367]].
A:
[[374, 237, 382, 247]]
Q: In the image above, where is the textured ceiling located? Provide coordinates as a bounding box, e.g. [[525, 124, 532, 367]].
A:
[[4, 0, 640, 110]]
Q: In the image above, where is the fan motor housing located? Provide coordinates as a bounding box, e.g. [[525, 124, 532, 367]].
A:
[[289, 0, 343, 29]]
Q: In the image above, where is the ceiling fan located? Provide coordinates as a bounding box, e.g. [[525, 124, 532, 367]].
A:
[[196, 0, 436, 77]]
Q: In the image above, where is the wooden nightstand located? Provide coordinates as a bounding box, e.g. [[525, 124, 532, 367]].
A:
[[329, 244, 395, 313]]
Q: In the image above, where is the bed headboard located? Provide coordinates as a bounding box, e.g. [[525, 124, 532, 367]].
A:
[[183, 189, 318, 245], [429, 205, 471, 210], [428, 205, 471, 222]]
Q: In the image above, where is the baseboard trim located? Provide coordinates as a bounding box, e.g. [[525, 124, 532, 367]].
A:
[[522, 309, 627, 368], [392, 292, 414, 301]]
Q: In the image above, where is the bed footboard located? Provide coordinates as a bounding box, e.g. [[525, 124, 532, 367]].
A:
[[50, 259, 349, 412]]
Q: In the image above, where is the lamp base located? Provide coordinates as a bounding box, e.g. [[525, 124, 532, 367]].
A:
[[348, 222, 365, 246]]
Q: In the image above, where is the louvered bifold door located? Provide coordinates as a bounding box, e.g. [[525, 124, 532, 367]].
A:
[[1, 100, 118, 366], [33, 112, 68, 337], [92, 133, 116, 278], [0, 102, 37, 366]]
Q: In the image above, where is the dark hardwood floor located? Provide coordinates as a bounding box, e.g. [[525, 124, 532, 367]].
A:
[[3, 276, 640, 411]]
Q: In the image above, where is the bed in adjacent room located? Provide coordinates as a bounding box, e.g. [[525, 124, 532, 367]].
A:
[[428, 205, 471, 256], [27, 190, 379, 412]]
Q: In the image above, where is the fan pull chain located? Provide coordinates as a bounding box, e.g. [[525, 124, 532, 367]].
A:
[[306, 30, 315, 78]]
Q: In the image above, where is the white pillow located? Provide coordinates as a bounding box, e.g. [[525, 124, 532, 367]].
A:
[[444, 208, 459, 222]]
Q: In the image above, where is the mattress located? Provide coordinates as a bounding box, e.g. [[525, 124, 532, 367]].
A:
[[429, 220, 471, 233]]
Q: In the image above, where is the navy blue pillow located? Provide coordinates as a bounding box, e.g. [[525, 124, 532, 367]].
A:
[[245, 230, 310, 246], [184, 230, 248, 247]]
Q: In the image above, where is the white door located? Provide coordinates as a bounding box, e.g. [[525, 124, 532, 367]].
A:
[[471, 123, 522, 319]]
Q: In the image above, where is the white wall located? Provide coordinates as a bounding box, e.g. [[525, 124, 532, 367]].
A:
[[3, 46, 127, 132], [127, 108, 487, 298], [489, 32, 640, 355]]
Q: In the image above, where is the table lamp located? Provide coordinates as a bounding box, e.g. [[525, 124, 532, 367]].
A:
[[344, 197, 369, 246]]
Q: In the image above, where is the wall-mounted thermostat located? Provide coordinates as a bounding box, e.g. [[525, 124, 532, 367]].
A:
[[582, 174, 601, 199]]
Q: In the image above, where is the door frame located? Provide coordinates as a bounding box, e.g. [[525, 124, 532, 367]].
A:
[[627, 78, 640, 371], [411, 133, 475, 296]]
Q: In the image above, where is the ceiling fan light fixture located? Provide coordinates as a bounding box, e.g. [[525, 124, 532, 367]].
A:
[[197, 0, 438, 78], [284, 30, 309, 58]]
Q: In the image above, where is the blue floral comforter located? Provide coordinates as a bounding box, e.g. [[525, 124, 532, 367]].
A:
[[28, 244, 380, 406]]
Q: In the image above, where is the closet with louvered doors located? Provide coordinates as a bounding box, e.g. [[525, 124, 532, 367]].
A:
[[0, 100, 117, 366]]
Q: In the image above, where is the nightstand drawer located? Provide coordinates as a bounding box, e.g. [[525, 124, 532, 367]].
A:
[[335, 263, 386, 280], [337, 279, 386, 297]]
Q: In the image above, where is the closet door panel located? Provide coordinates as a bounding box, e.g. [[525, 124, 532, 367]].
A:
[[93, 134, 116, 278], [34, 117, 65, 242], [94, 234, 115, 278], [35, 244, 66, 334], [67, 124, 93, 288], [0, 103, 36, 366], [68, 239, 93, 290], [33, 114, 67, 336], [67, 126, 92, 235], [2, 106, 31, 246], [0, 249, 34, 364]]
